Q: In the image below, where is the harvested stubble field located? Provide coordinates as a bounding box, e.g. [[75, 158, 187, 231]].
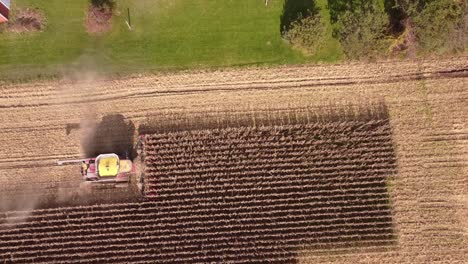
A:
[[0, 57, 467, 263]]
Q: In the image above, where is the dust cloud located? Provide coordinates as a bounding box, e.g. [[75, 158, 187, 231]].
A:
[[59, 64, 102, 158], [0, 187, 41, 226]]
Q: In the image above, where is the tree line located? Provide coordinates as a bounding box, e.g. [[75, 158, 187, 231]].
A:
[[281, 0, 467, 59]]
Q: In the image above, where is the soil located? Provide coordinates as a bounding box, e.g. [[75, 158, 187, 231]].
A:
[[85, 5, 112, 34]]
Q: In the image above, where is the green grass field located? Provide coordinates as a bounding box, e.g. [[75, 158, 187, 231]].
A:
[[0, 0, 344, 81]]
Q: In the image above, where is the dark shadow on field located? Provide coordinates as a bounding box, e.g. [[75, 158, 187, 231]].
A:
[[65, 123, 80, 135], [82, 114, 136, 159], [280, 0, 320, 34], [141, 103, 398, 263], [138, 103, 391, 134]]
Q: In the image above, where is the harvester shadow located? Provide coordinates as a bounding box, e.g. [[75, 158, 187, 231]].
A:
[[65, 123, 80, 135], [82, 114, 136, 159]]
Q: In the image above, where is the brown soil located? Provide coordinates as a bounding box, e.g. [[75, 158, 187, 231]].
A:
[[3, 8, 45, 33], [85, 5, 112, 34]]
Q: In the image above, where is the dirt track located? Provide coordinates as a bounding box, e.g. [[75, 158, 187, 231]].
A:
[[0, 57, 467, 263]]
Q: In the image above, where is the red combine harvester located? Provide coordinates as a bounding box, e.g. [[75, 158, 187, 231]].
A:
[[57, 134, 147, 196], [57, 153, 142, 190]]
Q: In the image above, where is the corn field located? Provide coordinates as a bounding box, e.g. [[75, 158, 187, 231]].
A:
[[0, 57, 466, 263]]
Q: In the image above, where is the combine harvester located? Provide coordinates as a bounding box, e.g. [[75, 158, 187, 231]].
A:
[[57, 140, 147, 195]]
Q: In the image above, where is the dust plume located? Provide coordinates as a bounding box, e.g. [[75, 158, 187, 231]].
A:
[[59, 64, 102, 158], [80, 112, 98, 158], [0, 186, 41, 226]]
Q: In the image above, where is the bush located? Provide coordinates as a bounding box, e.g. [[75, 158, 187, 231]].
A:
[[386, 0, 466, 53], [280, 0, 319, 35], [90, 0, 115, 10], [449, 1, 468, 52], [414, 0, 464, 52], [283, 12, 326, 56], [333, 1, 389, 59]]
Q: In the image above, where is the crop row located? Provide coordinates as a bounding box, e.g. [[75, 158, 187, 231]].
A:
[[144, 132, 393, 147], [143, 159, 396, 176], [145, 151, 396, 167], [145, 172, 394, 190], [1, 194, 391, 241], [2, 211, 394, 250], [144, 135, 393, 151], [143, 139, 393, 155], [142, 120, 391, 140], [143, 143, 394, 162], [1, 235, 396, 264], [1, 193, 391, 233], [1, 187, 390, 224], [0, 221, 394, 251], [0, 209, 393, 242]]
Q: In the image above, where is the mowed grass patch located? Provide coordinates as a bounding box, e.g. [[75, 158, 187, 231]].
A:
[[0, 0, 91, 81], [0, 0, 312, 81], [103, 0, 306, 70]]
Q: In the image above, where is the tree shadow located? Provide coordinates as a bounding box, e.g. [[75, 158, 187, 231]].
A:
[[384, 0, 407, 35], [82, 114, 136, 159], [280, 0, 320, 35]]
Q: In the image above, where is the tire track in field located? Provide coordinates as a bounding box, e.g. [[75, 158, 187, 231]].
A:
[[1, 92, 467, 137], [0, 67, 466, 109], [0, 74, 467, 133]]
